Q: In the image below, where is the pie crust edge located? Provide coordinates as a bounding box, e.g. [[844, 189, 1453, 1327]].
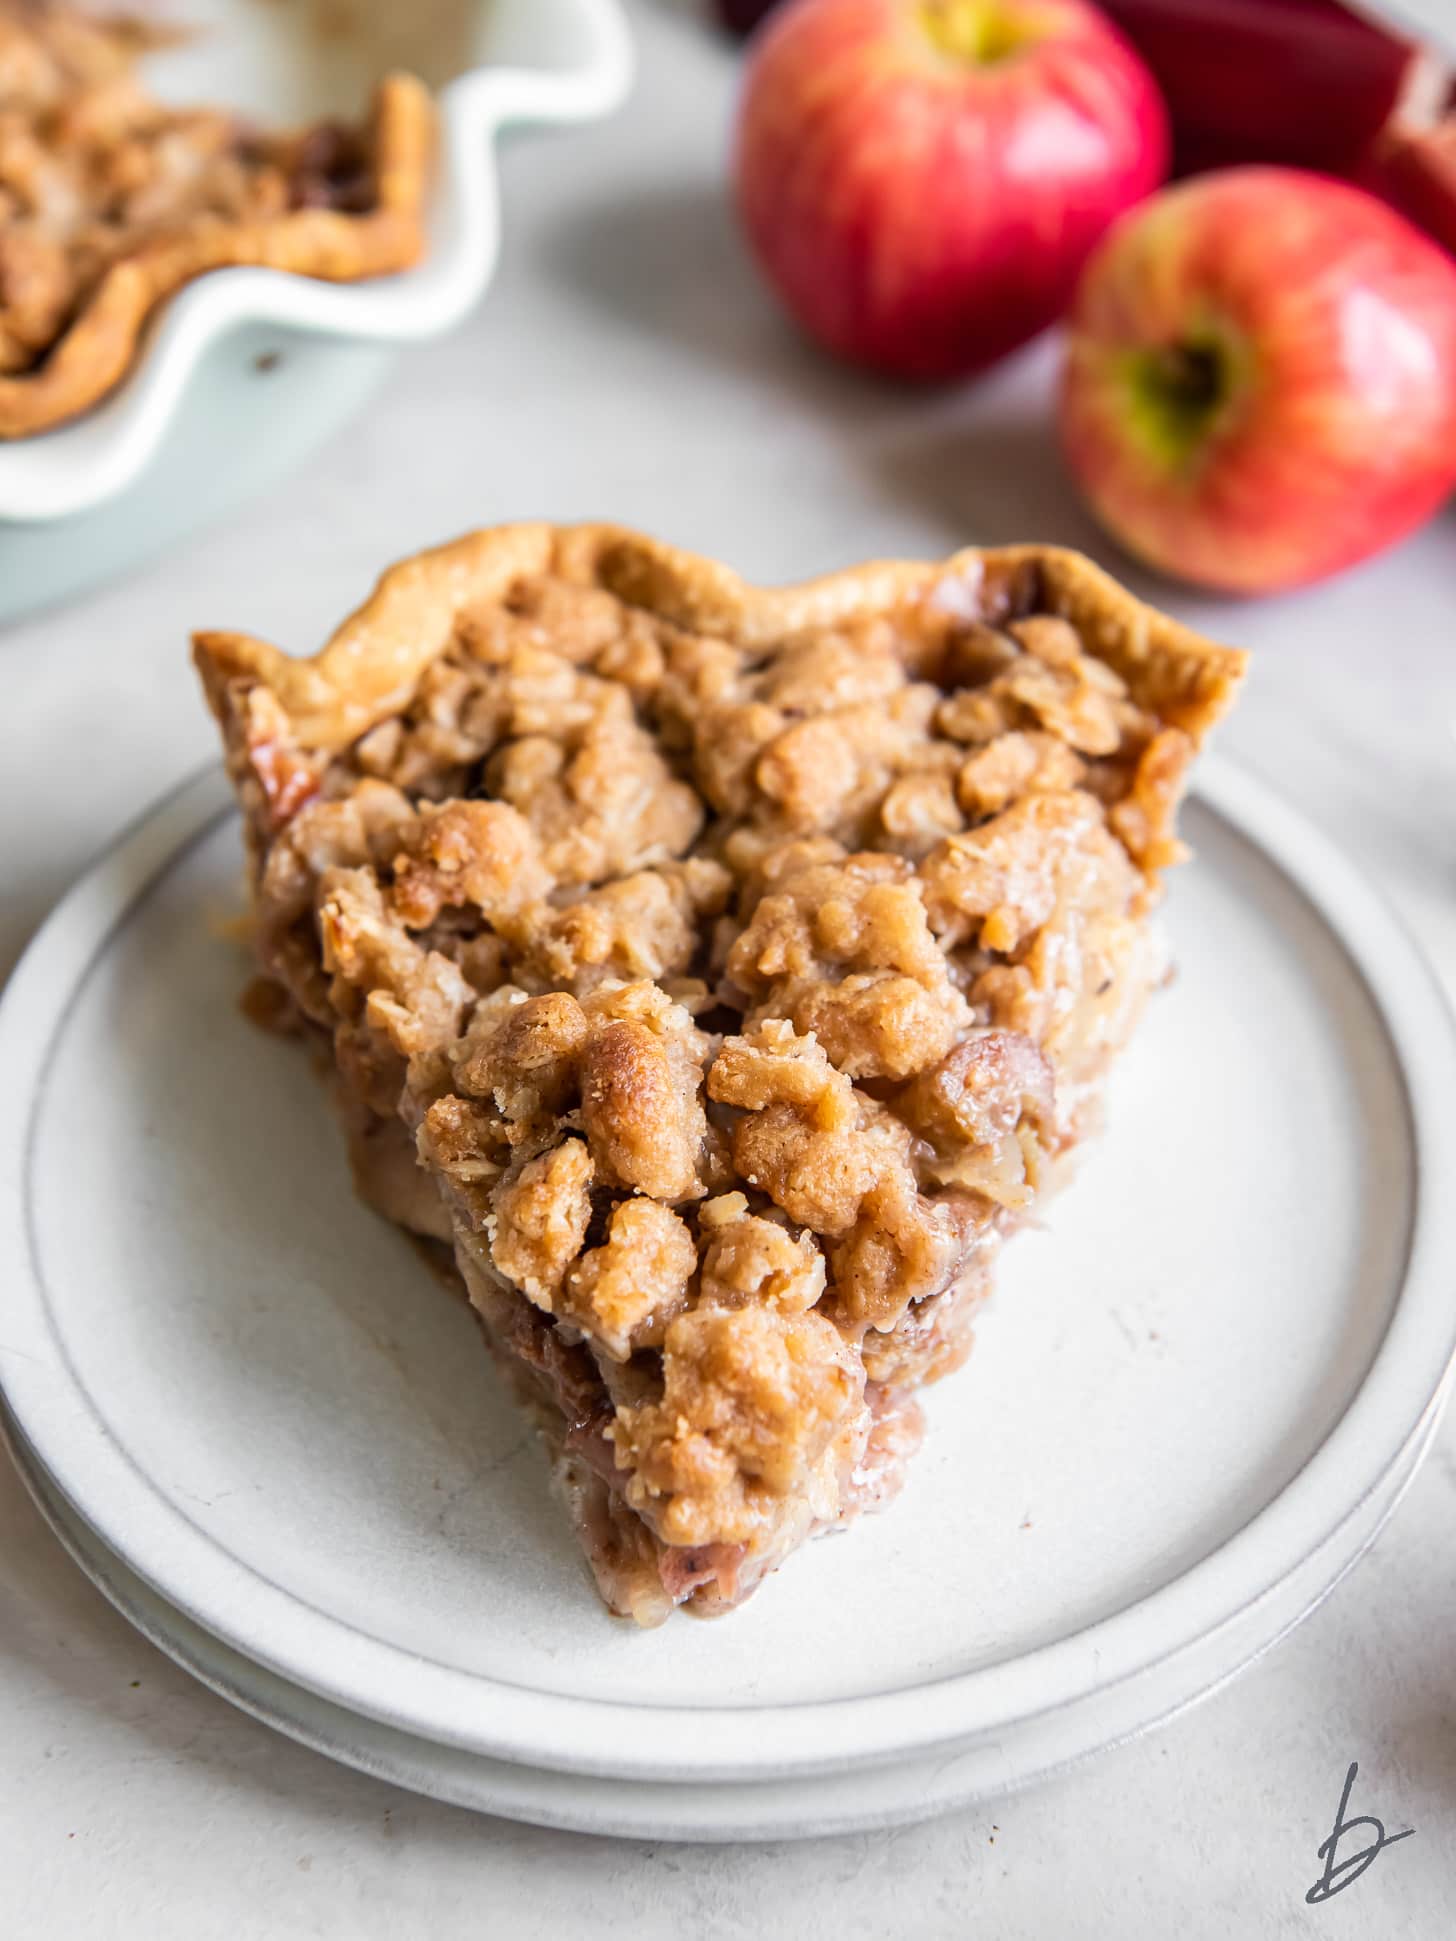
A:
[[0, 69, 434, 440], [194, 520, 1248, 754]]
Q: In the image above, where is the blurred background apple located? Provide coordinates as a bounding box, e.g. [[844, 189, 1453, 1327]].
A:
[[1058, 167, 1456, 593], [734, 0, 1169, 380]]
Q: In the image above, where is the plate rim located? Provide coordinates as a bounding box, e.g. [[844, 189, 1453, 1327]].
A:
[[2, 757, 1455, 1784], [3, 1390, 1440, 1841]]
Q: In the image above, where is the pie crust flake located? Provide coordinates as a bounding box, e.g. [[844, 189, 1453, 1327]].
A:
[[0, 2, 433, 437], [195, 522, 1246, 1624]]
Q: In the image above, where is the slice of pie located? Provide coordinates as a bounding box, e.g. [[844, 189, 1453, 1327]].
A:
[[194, 523, 1246, 1624], [0, 2, 432, 438]]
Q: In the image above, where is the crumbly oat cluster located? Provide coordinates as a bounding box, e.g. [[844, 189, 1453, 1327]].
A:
[[198, 526, 1243, 1620], [0, 2, 430, 435]]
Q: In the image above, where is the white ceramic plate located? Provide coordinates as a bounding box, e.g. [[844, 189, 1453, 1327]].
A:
[[0, 0, 631, 617], [3, 1397, 1435, 1841], [1, 761, 1454, 1798]]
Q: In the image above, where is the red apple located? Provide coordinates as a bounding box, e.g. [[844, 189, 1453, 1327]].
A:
[[1059, 167, 1456, 594], [734, 0, 1169, 381]]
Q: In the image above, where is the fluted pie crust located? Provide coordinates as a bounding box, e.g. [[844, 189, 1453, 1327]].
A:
[[195, 524, 1245, 1624], [0, 3, 432, 438]]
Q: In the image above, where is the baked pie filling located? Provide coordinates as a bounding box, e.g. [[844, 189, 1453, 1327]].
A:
[[195, 523, 1245, 1624], [0, 1, 431, 436]]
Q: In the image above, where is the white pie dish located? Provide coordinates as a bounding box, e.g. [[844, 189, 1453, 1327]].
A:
[[1, 755, 1453, 1818], [0, 0, 631, 621]]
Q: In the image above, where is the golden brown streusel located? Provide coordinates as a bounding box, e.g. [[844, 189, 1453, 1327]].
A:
[[610, 1305, 865, 1548], [562, 1197, 698, 1361], [488, 1140, 595, 1311]]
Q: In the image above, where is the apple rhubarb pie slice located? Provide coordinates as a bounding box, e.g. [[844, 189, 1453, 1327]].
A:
[[194, 524, 1245, 1625]]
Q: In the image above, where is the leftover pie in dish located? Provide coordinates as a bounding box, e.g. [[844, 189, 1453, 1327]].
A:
[[195, 524, 1246, 1624], [0, 1, 432, 437]]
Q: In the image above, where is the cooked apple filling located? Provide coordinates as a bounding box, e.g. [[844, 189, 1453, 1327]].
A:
[[196, 524, 1244, 1623]]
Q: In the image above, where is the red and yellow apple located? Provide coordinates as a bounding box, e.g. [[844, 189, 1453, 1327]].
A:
[[1059, 167, 1456, 595], [734, 0, 1169, 381]]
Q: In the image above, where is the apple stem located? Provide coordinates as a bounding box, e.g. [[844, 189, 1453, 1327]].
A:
[[917, 1, 1035, 67], [1154, 344, 1223, 414], [1120, 335, 1240, 471]]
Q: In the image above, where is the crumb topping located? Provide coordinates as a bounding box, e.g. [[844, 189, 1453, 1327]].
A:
[[611, 1305, 864, 1548]]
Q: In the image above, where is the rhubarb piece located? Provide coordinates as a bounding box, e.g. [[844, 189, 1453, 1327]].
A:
[[716, 0, 785, 33], [1367, 118, 1456, 256], [1100, 0, 1431, 177]]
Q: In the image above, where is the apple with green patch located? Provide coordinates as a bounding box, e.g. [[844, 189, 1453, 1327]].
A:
[[1059, 167, 1456, 595]]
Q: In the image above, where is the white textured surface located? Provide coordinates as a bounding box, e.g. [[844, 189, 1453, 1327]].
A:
[[2, 0, 1455, 1928]]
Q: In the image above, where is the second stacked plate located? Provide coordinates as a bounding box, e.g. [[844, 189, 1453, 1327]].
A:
[[1, 762, 1453, 1840]]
